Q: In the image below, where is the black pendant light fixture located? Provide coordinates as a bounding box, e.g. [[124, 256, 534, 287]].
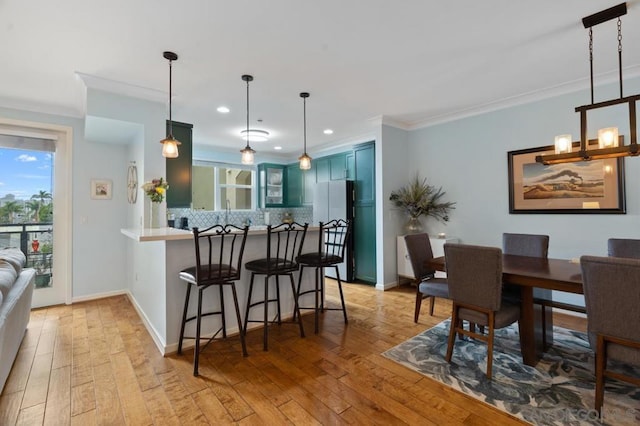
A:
[[536, 3, 639, 165], [299, 92, 312, 170], [160, 51, 181, 158], [240, 74, 256, 165]]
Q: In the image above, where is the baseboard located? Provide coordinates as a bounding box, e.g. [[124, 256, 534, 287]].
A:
[[376, 281, 399, 291], [125, 292, 168, 355], [71, 289, 128, 304]]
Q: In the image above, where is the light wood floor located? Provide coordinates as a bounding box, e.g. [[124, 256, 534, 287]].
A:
[[0, 281, 587, 425]]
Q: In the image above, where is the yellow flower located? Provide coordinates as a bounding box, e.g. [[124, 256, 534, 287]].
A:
[[157, 187, 165, 195]]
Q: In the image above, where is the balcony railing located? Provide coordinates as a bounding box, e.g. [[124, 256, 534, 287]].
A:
[[0, 222, 53, 288]]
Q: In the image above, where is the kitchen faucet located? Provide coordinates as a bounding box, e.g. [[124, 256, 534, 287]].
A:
[[225, 199, 231, 224]]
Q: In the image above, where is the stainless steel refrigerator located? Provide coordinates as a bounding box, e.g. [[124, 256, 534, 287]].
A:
[[312, 180, 355, 282]]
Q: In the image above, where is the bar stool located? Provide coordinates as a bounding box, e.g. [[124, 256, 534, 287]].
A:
[[178, 224, 249, 376], [296, 219, 351, 333], [243, 222, 308, 351]]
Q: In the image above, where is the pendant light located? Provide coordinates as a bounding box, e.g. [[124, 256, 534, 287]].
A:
[[240, 74, 256, 165], [298, 92, 312, 170], [536, 3, 639, 165], [160, 51, 181, 158]]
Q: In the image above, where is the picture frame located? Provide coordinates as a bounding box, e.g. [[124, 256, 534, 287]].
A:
[[90, 179, 113, 200], [507, 141, 625, 214]]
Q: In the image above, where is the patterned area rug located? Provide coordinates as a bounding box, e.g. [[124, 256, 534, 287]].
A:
[[382, 321, 639, 425]]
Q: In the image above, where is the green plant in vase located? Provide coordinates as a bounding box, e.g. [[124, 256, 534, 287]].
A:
[[389, 174, 455, 233]]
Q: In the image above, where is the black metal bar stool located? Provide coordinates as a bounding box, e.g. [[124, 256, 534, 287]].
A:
[[178, 224, 249, 376], [243, 222, 308, 351], [296, 219, 351, 333]]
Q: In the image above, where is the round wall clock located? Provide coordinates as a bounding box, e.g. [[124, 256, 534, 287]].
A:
[[127, 163, 138, 204]]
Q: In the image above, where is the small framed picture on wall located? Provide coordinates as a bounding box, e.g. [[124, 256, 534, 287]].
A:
[[90, 179, 112, 200]]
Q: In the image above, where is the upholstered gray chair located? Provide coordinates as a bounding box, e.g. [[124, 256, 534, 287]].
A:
[[580, 255, 640, 414], [444, 243, 521, 379], [404, 233, 449, 322], [608, 238, 640, 259]]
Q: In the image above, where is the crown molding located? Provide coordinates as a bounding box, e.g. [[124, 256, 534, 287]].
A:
[[75, 72, 167, 104]]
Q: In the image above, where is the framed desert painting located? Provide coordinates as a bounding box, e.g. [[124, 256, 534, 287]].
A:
[[507, 143, 625, 214]]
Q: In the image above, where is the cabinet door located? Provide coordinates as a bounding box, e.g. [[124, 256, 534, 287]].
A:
[[353, 142, 376, 284], [286, 165, 303, 207], [302, 168, 314, 205], [258, 164, 286, 207], [330, 153, 347, 180], [315, 158, 330, 183], [166, 121, 193, 208]]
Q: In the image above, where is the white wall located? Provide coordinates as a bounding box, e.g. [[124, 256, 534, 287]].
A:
[[405, 77, 640, 305]]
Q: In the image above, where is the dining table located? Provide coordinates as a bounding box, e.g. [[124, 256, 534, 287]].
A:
[[426, 254, 583, 366]]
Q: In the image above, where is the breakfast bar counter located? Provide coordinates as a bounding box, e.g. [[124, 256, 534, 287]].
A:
[[121, 226, 319, 355]]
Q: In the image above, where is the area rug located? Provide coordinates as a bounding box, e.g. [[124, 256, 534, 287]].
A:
[[382, 321, 639, 425]]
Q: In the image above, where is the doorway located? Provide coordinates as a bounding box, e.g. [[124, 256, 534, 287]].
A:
[[0, 118, 71, 307]]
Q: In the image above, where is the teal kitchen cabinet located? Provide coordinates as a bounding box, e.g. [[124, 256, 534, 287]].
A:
[[329, 153, 347, 180], [286, 164, 303, 207], [258, 163, 286, 208], [166, 121, 193, 208], [352, 142, 376, 284]]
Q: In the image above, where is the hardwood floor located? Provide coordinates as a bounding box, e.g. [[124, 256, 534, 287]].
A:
[[0, 281, 587, 425]]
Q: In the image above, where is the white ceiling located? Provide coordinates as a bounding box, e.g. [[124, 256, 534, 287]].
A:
[[2, 1, 640, 157]]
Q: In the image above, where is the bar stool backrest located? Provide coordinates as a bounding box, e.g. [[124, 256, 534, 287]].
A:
[[193, 224, 249, 284], [318, 219, 351, 262], [265, 222, 308, 274]]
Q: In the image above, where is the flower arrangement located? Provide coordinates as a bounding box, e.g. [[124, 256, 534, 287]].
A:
[[142, 177, 169, 203], [389, 174, 455, 222]]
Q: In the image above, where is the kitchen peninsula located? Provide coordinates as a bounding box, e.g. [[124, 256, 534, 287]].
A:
[[121, 226, 319, 355]]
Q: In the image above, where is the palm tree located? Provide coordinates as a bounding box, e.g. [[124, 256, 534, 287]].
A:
[[2, 201, 24, 224], [39, 203, 53, 222], [31, 190, 51, 221], [25, 200, 41, 222]]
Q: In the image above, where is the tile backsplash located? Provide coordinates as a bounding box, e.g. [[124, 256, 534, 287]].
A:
[[167, 207, 313, 230]]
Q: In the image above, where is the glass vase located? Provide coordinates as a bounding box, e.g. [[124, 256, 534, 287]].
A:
[[405, 216, 424, 234], [149, 201, 162, 228]]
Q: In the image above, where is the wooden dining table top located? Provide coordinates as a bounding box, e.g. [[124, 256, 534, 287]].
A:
[[426, 254, 583, 294]]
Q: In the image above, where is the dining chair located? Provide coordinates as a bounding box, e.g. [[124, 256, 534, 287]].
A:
[[295, 219, 351, 334], [404, 233, 449, 322], [444, 243, 521, 379], [607, 238, 640, 259], [580, 255, 640, 415], [502, 232, 552, 347], [244, 222, 308, 351], [178, 224, 249, 376]]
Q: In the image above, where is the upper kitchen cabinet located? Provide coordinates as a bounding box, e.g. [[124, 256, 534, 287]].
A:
[[286, 164, 313, 207], [258, 163, 286, 208], [166, 121, 193, 208], [315, 153, 348, 182]]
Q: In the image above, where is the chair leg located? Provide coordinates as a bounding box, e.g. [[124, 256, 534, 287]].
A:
[[178, 282, 192, 355], [275, 275, 282, 325], [334, 266, 348, 324], [194, 286, 204, 376], [243, 273, 256, 335], [293, 265, 306, 321], [320, 267, 325, 312], [595, 335, 606, 415], [446, 305, 459, 363], [485, 313, 495, 380], [263, 275, 270, 351], [219, 285, 227, 338], [314, 267, 320, 334], [428, 295, 435, 316], [230, 283, 248, 357], [289, 273, 305, 338], [414, 291, 423, 323]]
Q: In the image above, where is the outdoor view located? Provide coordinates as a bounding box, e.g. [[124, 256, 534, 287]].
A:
[[0, 147, 54, 288]]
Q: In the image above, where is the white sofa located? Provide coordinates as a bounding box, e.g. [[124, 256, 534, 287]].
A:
[[0, 248, 35, 394]]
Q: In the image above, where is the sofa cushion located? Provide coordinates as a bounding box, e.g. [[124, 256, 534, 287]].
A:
[[0, 247, 26, 275], [0, 260, 18, 297]]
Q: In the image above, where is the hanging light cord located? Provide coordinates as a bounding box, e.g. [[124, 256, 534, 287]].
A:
[[618, 17, 623, 98], [303, 96, 307, 154], [245, 78, 250, 149], [589, 27, 594, 104], [168, 57, 174, 138]]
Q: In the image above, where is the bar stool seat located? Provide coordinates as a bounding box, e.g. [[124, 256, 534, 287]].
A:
[[178, 224, 249, 376], [244, 222, 308, 351], [296, 219, 351, 334]]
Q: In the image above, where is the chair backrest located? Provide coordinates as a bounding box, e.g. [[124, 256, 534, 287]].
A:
[[266, 222, 308, 273], [580, 255, 640, 366], [193, 224, 249, 284], [444, 243, 503, 311], [503, 233, 549, 258], [404, 233, 437, 281], [318, 219, 352, 261], [607, 238, 640, 259]]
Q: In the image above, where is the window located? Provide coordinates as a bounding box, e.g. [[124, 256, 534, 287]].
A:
[[192, 161, 255, 211]]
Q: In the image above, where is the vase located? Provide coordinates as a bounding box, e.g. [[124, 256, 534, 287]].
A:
[[149, 201, 163, 228], [405, 216, 424, 234], [31, 239, 40, 252]]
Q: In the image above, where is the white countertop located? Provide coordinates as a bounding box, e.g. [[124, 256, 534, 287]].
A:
[[121, 225, 317, 242]]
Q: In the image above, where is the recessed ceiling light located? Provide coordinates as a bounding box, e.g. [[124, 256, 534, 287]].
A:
[[323, 129, 334, 135], [274, 146, 282, 150], [217, 106, 230, 113]]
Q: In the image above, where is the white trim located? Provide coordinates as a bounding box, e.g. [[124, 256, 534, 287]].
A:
[[71, 289, 128, 304], [75, 72, 167, 104], [125, 291, 167, 355]]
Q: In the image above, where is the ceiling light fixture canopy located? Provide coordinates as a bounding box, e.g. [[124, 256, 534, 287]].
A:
[[536, 3, 639, 165], [299, 92, 312, 170], [240, 74, 256, 165], [240, 129, 270, 142], [160, 51, 181, 158]]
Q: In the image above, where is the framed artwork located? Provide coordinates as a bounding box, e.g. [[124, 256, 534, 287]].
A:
[[90, 179, 112, 200], [507, 141, 625, 214]]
